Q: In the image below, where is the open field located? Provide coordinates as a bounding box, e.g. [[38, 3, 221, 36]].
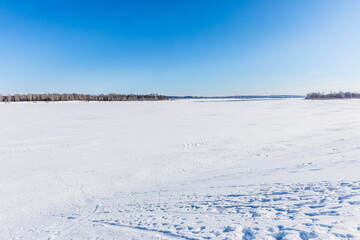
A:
[[1, 99, 360, 239]]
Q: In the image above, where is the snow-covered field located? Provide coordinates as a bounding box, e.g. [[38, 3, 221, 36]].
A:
[[1, 99, 360, 240]]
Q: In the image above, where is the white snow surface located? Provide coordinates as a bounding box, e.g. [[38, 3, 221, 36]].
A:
[[1, 99, 360, 240]]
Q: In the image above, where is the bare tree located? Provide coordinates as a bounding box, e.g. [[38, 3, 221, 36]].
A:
[[0, 93, 169, 102], [306, 91, 360, 99]]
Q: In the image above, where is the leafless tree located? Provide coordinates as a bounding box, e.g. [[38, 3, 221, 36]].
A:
[[0, 93, 169, 102], [306, 91, 360, 99]]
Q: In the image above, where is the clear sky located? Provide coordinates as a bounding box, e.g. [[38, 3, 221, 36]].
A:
[[0, 0, 359, 96]]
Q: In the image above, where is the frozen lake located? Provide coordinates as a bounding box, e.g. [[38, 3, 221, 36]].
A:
[[1, 99, 360, 239]]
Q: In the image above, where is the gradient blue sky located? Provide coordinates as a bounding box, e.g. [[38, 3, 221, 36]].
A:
[[0, 0, 359, 95]]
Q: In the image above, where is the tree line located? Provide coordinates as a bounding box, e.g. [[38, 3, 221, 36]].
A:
[[306, 92, 360, 99], [0, 93, 169, 102]]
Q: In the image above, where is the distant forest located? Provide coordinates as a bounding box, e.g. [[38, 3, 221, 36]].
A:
[[0, 93, 168, 102], [306, 92, 360, 99], [169, 95, 304, 99]]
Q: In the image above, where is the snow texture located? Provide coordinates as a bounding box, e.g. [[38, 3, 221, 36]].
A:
[[1, 99, 360, 239]]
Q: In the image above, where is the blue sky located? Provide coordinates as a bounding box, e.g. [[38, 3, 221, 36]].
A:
[[0, 0, 359, 95]]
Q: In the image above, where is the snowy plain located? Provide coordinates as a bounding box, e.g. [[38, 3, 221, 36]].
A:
[[1, 98, 360, 240]]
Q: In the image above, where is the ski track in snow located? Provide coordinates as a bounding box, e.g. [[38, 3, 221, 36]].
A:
[[1, 99, 360, 239]]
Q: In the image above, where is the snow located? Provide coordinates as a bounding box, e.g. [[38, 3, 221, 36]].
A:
[[1, 99, 360, 239]]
